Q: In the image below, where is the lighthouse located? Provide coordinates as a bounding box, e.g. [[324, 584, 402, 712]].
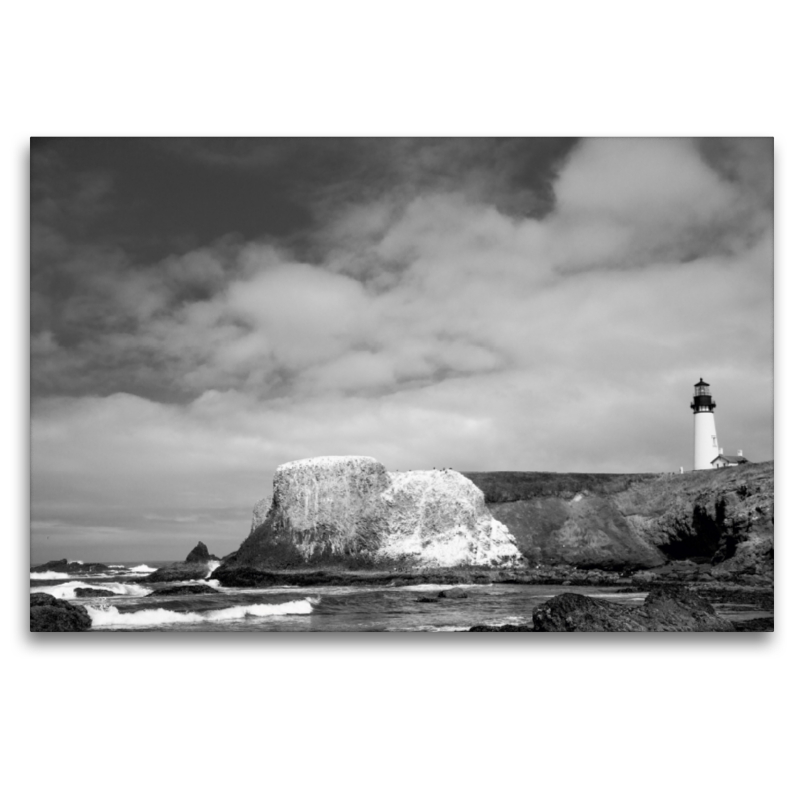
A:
[[691, 378, 720, 470]]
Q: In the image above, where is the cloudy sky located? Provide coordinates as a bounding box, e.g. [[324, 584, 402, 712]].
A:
[[30, 137, 773, 562]]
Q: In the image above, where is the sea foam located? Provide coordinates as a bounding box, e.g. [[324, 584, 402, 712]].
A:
[[30, 571, 72, 580], [31, 581, 151, 599], [87, 599, 314, 628]]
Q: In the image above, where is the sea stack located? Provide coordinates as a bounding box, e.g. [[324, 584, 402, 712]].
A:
[[185, 541, 219, 563], [225, 455, 523, 570]]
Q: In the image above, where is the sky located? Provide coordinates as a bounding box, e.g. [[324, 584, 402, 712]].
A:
[[30, 137, 774, 562]]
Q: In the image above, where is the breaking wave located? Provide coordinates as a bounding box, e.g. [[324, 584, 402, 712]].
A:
[[204, 560, 221, 578], [31, 581, 151, 599], [87, 599, 314, 628], [402, 625, 470, 632], [127, 564, 157, 574], [30, 571, 72, 580]]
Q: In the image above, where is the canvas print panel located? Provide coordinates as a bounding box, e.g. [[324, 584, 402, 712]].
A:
[[29, 137, 774, 632]]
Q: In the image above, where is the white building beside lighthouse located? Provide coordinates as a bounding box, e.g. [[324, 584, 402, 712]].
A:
[[691, 378, 720, 470]]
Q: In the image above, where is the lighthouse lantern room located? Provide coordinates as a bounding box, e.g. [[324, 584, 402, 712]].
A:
[[691, 378, 720, 470]]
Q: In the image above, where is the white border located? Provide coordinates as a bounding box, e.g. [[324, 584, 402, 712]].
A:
[[4, 3, 796, 798]]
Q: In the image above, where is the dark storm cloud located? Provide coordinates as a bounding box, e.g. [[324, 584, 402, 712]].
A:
[[30, 137, 579, 401], [30, 137, 773, 561]]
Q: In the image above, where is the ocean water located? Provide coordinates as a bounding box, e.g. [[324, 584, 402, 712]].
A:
[[30, 562, 771, 632], [30, 561, 653, 631]]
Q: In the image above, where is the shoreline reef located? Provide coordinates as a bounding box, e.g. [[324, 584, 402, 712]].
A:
[[469, 585, 744, 632]]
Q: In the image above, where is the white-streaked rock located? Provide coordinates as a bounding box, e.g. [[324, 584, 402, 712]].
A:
[[250, 497, 271, 534], [234, 456, 524, 569], [271, 455, 390, 561], [380, 469, 523, 567]]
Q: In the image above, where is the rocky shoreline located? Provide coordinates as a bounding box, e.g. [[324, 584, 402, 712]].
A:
[[29, 460, 774, 632], [29, 559, 773, 632], [209, 559, 771, 590], [207, 562, 773, 631], [469, 586, 739, 632], [467, 585, 772, 632]]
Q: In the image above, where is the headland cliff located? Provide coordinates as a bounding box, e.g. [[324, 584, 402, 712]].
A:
[[466, 460, 773, 575], [213, 457, 773, 586]]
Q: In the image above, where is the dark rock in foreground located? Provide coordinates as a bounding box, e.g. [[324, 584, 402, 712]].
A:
[[469, 624, 532, 632], [530, 586, 734, 631], [73, 587, 116, 598], [31, 558, 110, 575], [147, 584, 220, 596], [185, 541, 219, 563], [469, 586, 736, 632], [30, 593, 92, 632], [732, 618, 774, 632]]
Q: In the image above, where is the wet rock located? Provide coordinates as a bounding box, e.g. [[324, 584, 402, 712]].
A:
[[416, 596, 440, 603], [147, 584, 221, 596], [469, 624, 532, 632], [142, 562, 212, 583], [73, 587, 116, 598], [30, 593, 92, 632], [438, 588, 469, 599], [732, 618, 773, 632], [144, 541, 221, 583]]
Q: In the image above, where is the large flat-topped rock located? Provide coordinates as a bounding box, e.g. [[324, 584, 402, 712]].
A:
[[228, 457, 523, 570], [276, 455, 383, 472], [271, 456, 390, 559]]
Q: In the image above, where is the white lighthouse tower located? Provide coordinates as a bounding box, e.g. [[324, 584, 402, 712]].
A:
[[691, 378, 720, 470]]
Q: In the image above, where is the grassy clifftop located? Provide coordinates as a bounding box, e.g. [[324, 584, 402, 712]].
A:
[[462, 470, 663, 503]]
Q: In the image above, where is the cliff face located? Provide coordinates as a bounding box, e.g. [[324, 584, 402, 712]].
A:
[[229, 458, 773, 575], [228, 457, 523, 570], [464, 461, 774, 573]]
